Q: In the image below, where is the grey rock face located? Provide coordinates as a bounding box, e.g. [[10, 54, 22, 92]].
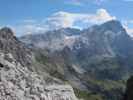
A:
[[0, 27, 78, 100], [0, 53, 78, 100], [20, 28, 80, 51], [0, 27, 32, 67]]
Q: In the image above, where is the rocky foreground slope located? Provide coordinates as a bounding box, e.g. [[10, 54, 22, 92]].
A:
[[0, 27, 78, 100]]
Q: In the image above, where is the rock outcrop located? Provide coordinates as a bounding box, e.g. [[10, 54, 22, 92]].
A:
[[0, 27, 78, 100], [0, 52, 78, 100], [0, 27, 32, 67], [123, 76, 133, 100]]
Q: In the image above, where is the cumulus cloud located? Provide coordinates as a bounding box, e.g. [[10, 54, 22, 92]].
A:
[[16, 25, 48, 35], [14, 20, 49, 36], [14, 9, 133, 38], [14, 8, 115, 35], [44, 8, 116, 29]]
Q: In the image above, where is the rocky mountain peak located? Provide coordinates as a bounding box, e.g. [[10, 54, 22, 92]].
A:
[[0, 27, 14, 39], [101, 20, 125, 33], [0, 27, 32, 67], [83, 20, 125, 38], [102, 20, 121, 26]]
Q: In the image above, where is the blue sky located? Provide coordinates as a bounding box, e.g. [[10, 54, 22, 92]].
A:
[[0, 0, 133, 36]]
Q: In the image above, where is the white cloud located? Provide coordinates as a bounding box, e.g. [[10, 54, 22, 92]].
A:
[[13, 10, 133, 38], [64, 0, 108, 6], [125, 27, 133, 36], [14, 21, 49, 36], [64, 0, 83, 6], [94, 0, 108, 5], [22, 19, 37, 23], [17, 25, 47, 34], [123, 20, 133, 25], [122, 20, 133, 37], [13, 8, 115, 36], [83, 8, 116, 24], [44, 8, 116, 29], [123, 0, 133, 2]]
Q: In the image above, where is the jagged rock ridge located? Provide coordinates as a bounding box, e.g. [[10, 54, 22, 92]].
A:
[[0, 27, 32, 66], [0, 27, 78, 100]]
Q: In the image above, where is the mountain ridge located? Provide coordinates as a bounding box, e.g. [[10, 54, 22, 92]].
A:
[[19, 20, 133, 100], [0, 27, 79, 100], [0, 27, 33, 67]]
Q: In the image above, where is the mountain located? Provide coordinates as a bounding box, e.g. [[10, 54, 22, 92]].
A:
[[20, 28, 81, 50], [20, 20, 133, 79], [0, 27, 78, 100], [20, 20, 133, 59], [20, 20, 133, 100], [71, 20, 133, 75]]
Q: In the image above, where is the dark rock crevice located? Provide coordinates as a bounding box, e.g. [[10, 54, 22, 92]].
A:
[[123, 76, 133, 100]]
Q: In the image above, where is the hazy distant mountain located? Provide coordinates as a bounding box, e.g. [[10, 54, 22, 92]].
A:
[[20, 20, 133, 73], [20, 20, 133, 100], [20, 20, 133, 58], [20, 28, 81, 50]]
